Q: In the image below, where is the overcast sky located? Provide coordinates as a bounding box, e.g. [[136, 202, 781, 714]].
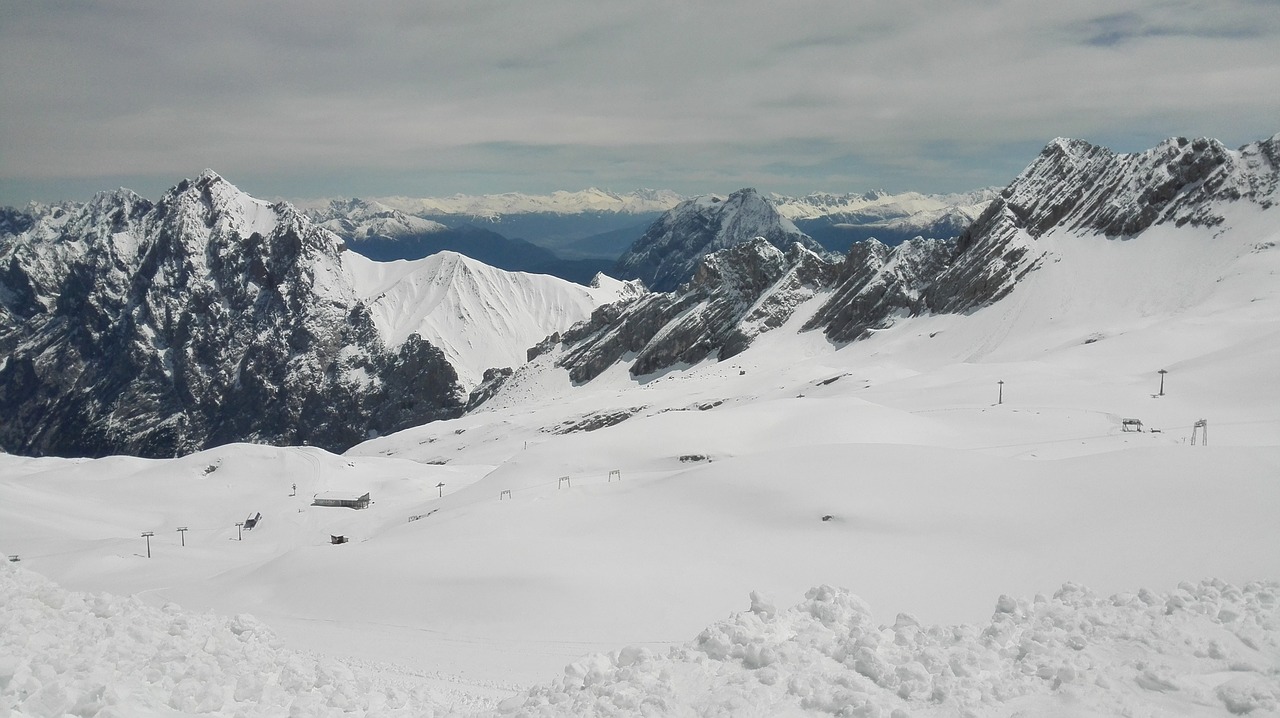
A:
[[2, 0, 1278, 205]]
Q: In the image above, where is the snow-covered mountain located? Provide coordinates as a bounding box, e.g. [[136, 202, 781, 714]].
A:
[[613, 188, 826, 292], [3, 134, 1280, 718], [520, 134, 1280, 384], [300, 197, 449, 240], [771, 188, 999, 222], [773, 189, 999, 252], [0, 173, 626, 458], [348, 251, 637, 388]]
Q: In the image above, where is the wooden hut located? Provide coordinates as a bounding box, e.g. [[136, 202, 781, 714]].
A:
[[312, 491, 371, 509]]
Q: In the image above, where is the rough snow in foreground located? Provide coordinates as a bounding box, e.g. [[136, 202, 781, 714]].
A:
[[4, 565, 1277, 717], [0, 565, 491, 717], [499, 581, 1280, 717]]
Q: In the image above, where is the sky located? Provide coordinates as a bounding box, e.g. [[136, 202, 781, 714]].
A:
[[1, 0, 1278, 206]]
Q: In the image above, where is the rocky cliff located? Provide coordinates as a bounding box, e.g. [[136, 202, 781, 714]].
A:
[[0, 172, 464, 458]]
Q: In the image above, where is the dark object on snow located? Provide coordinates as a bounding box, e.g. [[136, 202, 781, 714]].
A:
[[1121, 419, 1143, 432], [679, 454, 709, 463], [330, 535, 348, 545], [1192, 418, 1208, 445], [243, 512, 262, 529], [821, 515, 834, 522], [7, 555, 19, 562], [313, 492, 371, 509]]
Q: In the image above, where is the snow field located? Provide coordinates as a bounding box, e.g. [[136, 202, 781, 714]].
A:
[[499, 579, 1280, 717], [0, 563, 492, 717], [4, 560, 1276, 717]]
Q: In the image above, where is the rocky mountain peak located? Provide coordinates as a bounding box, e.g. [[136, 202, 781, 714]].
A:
[[0, 174, 463, 458], [613, 187, 823, 292]]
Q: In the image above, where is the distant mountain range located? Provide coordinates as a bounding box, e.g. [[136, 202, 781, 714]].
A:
[[613, 188, 825, 292], [2, 133, 1274, 458], [292, 188, 1000, 270]]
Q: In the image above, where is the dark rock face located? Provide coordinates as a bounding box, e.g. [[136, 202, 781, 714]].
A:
[[614, 188, 825, 292], [803, 236, 955, 343], [996, 136, 1279, 241], [0, 172, 463, 459], [539, 239, 836, 383], [464, 367, 515, 412], [541, 134, 1280, 381]]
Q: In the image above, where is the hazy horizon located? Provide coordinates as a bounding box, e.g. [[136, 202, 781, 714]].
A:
[[3, 1, 1278, 206]]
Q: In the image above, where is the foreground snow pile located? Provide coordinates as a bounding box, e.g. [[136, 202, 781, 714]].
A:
[[500, 581, 1280, 717], [0, 565, 485, 717]]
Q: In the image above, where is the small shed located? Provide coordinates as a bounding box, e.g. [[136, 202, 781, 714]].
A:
[[312, 491, 371, 510]]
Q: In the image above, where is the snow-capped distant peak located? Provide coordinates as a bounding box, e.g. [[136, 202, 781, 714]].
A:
[[769, 188, 1001, 222], [358, 188, 685, 219]]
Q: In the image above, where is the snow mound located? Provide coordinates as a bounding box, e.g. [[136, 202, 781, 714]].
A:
[[0, 564, 488, 717], [499, 580, 1280, 717]]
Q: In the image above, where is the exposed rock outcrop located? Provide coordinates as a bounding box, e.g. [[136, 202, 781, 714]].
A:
[[0, 172, 464, 458]]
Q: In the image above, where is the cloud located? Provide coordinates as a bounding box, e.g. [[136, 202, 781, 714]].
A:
[[1, 0, 1278, 203]]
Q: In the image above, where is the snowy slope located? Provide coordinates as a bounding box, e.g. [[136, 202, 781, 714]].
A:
[[2, 135, 1279, 717], [344, 251, 634, 387], [4, 184, 1278, 695]]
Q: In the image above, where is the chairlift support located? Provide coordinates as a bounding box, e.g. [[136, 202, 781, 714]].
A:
[[1191, 419, 1208, 445]]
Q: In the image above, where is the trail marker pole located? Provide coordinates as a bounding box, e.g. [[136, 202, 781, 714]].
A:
[[177, 527, 188, 547], [141, 531, 154, 558], [436, 482, 445, 497], [997, 380, 1004, 405], [608, 470, 621, 482], [235, 522, 244, 541], [1158, 369, 1167, 396]]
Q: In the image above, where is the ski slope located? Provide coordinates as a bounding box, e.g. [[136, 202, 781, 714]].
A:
[[2, 204, 1279, 716]]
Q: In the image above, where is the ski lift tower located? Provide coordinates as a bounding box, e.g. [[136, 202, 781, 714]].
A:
[[1192, 419, 1208, 445]]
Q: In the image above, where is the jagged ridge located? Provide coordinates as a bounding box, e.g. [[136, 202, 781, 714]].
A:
[[537, 133, 1280, 382], [0, 172, 466, 458]]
